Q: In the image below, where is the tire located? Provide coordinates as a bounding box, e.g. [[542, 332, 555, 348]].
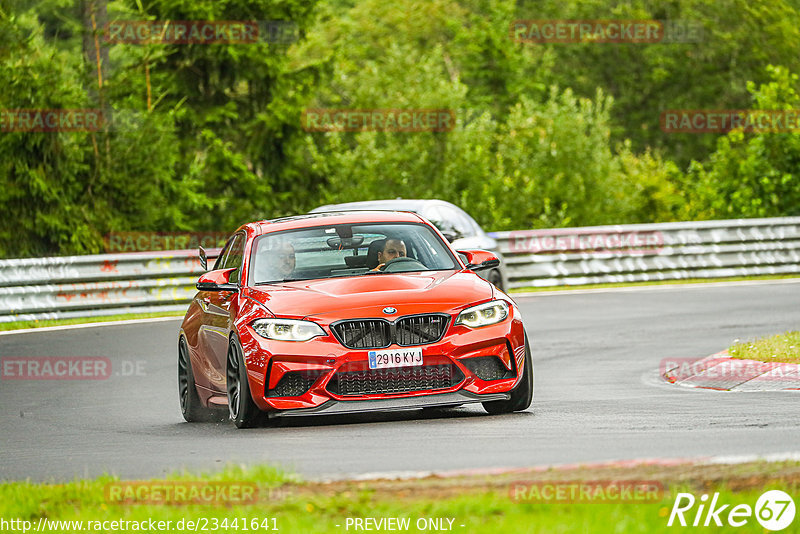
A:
[[178, 337, 226, 423], [487, 269, 504, 291], [482, 335, 534, 415], [227, 337, 265, 429]]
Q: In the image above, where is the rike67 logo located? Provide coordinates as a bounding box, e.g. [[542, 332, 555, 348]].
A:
[[668, 490, 795, 531]]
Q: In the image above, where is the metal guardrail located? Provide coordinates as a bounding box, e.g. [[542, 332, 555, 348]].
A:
[[1, 217, 798, 323], [490, 217, 800, 290], [0, 250, 218, 323]]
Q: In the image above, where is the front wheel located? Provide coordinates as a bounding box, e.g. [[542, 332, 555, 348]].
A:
[[483, 335, 533, 415], [227, 337, 266, 429]]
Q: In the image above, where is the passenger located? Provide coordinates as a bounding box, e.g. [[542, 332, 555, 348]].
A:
[[255, 241, 296, 281]]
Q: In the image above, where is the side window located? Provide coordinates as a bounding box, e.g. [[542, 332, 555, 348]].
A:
[[454, 206, 483, 236], [426, 205, 473, 239], [422, 206, 451, 235], [212, 235, 236, 270], [220, 233, 245, 283], [443, 206, 475, 239]]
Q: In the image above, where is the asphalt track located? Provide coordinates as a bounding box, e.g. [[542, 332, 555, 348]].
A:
[[2, 280, 799, 482]]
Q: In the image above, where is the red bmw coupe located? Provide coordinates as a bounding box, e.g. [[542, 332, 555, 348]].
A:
[[178, 211, 533, 428]]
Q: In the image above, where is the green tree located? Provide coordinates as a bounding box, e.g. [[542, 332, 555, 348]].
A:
[[133, 0, 321, 228], [0, 0, 320, 257], [292, 0, 683, 230], [515, 0, 800, 167], [685, 66, 800, 219]]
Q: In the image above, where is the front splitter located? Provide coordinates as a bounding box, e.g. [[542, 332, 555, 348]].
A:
[[269, 390, 510, 418]]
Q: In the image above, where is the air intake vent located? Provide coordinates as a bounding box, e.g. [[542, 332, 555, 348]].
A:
[[267, 371, 323, 398], [395, 315, 449, 346], [328, 364, 463, 396], [331, 314, 449, 349], [462, 356, 514, 381], [330, 320, 392, 349]]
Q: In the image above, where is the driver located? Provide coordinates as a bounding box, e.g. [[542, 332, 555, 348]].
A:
[[372, 238, 407, 271], [254, 241, 296, 281]]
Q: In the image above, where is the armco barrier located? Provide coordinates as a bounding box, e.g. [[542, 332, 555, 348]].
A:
[[489, 217, 800, 289], [0, 249, 219, 323], [1, 217, 798, 323]]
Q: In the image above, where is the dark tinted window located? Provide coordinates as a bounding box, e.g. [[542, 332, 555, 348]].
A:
[[219, 233, 245, 282], [212, 235, 236, 270], [425, 205, 475, 239]]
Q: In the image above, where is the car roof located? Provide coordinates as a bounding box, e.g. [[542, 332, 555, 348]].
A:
[[239, 210, 429, 236], [310, 198, 450, 214]]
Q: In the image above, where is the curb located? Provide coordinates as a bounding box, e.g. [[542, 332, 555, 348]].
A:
[[662, 350, 800, 391]]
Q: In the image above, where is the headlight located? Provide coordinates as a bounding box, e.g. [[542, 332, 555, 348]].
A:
[[252, 319, 325, 341], [455, 300, 509, 328]]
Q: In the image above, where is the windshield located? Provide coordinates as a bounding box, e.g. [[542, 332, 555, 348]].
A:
[[248, 222, 459, 285]]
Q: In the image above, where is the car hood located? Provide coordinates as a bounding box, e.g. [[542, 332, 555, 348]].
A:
[[245, 270, 494, 321]]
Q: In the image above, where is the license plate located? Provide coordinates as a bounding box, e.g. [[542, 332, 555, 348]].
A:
[[368, 347, 423, 369]]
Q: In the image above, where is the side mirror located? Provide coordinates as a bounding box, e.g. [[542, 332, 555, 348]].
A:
[[458, 249, 500, 271], [196, 268, 238, 292], [199, 246, 208, 271]]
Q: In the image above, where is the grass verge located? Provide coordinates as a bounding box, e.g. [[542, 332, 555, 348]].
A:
[[509, 274, 800, 293], [0, 311, 184, 332], [1, 460, 798, 533], [729, 331, 800, 364]]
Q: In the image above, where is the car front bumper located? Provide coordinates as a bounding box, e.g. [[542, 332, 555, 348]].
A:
[[237, 306, 527, 414]]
